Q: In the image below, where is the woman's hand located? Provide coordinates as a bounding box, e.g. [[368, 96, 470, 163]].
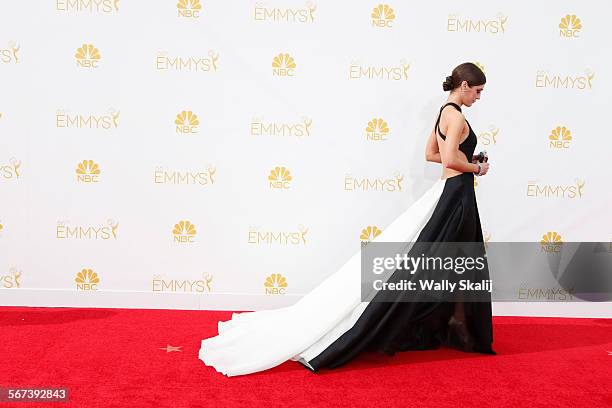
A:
[[478, 162, 490, 176]]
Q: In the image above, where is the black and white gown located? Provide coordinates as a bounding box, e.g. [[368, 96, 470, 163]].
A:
[[199, 102, 496, 376]]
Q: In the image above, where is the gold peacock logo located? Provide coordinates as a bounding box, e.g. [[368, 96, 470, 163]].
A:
[[559, 14, 582, 37], [474, 61, 486, 74], [268, 166, 292, 189], [540, 231, 563, 253], [76, 160, 101, 183], [360, 225, 382, 242], [175, 110, 200, 134], [172, 220, 197, 243], [264, 273, 287, 294], [75, 44, 101, 68], [272, 53, 296, 76], [548, 126, 572, 149], [75, 268, 100, 290], [371, 4, 395, 27], [366, 118, 390, 141], [177, 0, 202, 18]]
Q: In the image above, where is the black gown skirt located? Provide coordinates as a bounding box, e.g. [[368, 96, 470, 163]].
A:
[[306, 171, 496, 371]]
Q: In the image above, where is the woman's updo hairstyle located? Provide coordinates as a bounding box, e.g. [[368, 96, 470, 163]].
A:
[[442, 62, 486, 92]]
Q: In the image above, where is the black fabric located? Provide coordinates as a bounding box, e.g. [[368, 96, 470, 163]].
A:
[[306, 112, 495, 372], [435, 102, 477, 162]]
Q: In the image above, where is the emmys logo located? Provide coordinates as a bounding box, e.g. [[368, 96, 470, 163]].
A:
[[152, 273, 213, 293], [477, 126, 499, 145], [56, 109, 120, 129], [365, 118, 390, 141], [0, 157, 21, 180], [0, 268, 21, 289], [76, 160, 101, 183], [518, 286, 574, 300], [250, 117, 312, 137], [549, 126, 572, 149], [248, 225, 308, 245], [349, 59, 410, 81], [177, 0, 202, 18], [268, 166, 292, 189], [56, 219, 119, 240], [156, 50, 219, 72], [527, 179, 585, 199], [559, 14, 582, 38], [56, 0, 120, 13], [172, 220, 197, 243], [264, 273, 287, 295], [344, 172, 404, 192], [371, 4, 395, 28], [154, 166, 216, 186], [360, 226, 382, 242], [272, 53, 296, 76], [540, 231, 563, 253], [0, 221, 3, 235], [0, 41, 20, 63], [535, 70, 594, 90], [254, 2, 316, 23], [175, 110, 200, 134], [75, 268, 100, 291], [447, 13, 508, 34], [75, 44, 101, 68]]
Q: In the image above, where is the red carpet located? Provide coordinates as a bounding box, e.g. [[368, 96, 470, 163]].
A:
[[0, 306, 610, 407]]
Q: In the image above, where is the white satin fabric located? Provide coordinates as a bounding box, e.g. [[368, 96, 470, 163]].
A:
[[198, 178, 446, 376]]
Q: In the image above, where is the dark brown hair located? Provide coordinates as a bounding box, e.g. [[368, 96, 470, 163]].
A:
[[442, 62, 486, 92]]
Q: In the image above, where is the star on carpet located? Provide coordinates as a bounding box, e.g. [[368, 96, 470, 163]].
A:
[[158, 345, 182, 353]]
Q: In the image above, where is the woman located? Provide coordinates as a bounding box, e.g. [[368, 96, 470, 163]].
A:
[[199, 62, 495, 376]]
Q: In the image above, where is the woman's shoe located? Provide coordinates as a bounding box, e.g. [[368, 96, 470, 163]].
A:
[[447, 316, 475, 352]]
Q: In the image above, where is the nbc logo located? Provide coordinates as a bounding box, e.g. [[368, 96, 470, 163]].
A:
[[0, 268, 21, 289], [264, 273, 287, 294], [0, 157, 21, 180], [173, 220, 197, 243], [177, 0, 201, 18], [474, 61, 486, 74], [549, 126, 572, 149], [268, 166, 292, 189], [0, 41, 20, 64], [76, 160, 100, 183], [540, 231, 563, 253], [559, 14, 582, 38], [371, 4, 395, 27], [360, 226, 382, 242], [175, 110, 200, 134], [75, 268, 100, 290], [272, 53, 296, 76], [366, 118, 390, 141], [75, 44, 101, 68]]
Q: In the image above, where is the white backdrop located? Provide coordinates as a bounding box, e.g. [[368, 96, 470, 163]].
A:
[[1, 1, 611, 317]]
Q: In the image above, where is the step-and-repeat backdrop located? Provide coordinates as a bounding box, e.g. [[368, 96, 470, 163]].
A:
[[1, 1, 610, 316]]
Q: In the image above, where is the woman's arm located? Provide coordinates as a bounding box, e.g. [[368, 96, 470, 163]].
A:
[[425, 126, 442, 163]]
